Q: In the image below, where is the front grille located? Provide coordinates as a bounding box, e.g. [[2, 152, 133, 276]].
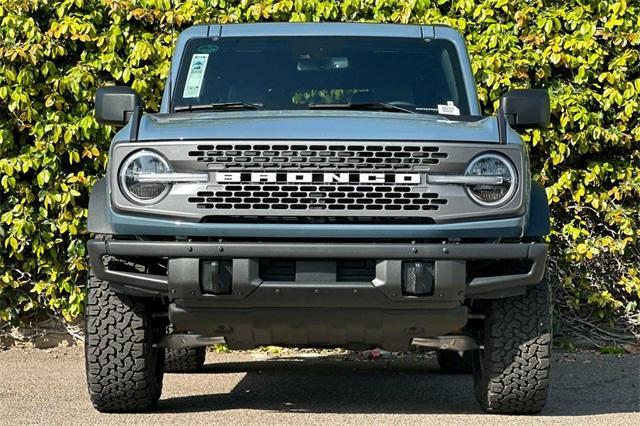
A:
[[188, 184, 446, 212], [188, 144, 447, 171], [184, 142, 453, 219]]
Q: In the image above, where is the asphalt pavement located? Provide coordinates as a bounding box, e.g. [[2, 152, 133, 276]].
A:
[[0, 347, 638, 425]]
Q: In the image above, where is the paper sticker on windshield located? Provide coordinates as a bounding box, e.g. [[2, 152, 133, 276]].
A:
[[183, 54, 209, 98], [437, 101, 460, 116]]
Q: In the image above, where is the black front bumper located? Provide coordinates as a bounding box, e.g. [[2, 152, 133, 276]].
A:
[[88, 240, 546, 297], [87, 240, 546, 350]]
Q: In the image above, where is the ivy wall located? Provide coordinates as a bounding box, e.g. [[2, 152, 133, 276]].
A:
[[0, 0, 638, 340]]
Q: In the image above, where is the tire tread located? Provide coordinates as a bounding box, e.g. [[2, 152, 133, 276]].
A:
[[164, 347, 206, 373], [85, 276, 164, 412], [473, 279, 552, 414]]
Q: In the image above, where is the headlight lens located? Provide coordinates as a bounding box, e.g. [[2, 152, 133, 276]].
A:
[[464, 153, 517, 206], [119, 150, 171, 204]]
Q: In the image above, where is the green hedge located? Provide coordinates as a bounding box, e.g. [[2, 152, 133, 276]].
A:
[[0, 0, 638, 338]]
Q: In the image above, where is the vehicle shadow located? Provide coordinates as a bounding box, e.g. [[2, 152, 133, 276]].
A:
[[157, 352, 640, 416]]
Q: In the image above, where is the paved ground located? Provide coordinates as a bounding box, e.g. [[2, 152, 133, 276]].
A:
[[0, 347, 638, 425]]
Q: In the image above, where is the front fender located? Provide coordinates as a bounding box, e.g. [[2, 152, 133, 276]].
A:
[[87, 178, 113, 234], [524, 181, 550, 237]]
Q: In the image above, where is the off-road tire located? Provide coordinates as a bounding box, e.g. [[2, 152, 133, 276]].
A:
[[472, 277, 552, 414], [437, 350, 473, 374], [164, 347, 206, 373], [85, 275, 165, 412]]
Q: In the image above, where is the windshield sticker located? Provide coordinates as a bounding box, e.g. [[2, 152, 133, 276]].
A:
[[183, 54, 209, 98], [197, 44, 219, 54], [437, 101, 460, 116]]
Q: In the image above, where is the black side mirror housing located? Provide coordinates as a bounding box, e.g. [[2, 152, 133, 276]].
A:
[[500, 89, 550, 130], [95, 86, 141, 127]]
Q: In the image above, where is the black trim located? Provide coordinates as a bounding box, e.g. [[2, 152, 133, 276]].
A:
[[87, 240, 547, 299], [200, 216, 436, 225], [129, 105, 142, 142], [497, 107, 507, 144], [524, 182, 551, 237], [87, 178, 113, 234]]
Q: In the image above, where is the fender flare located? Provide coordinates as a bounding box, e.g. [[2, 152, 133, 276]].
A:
[[87, 178, 114, 234], [524, 181, 550, 237]]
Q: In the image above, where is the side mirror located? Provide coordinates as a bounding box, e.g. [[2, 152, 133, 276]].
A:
[[500, 89, 550, 130], [95, 86, 141, 127]]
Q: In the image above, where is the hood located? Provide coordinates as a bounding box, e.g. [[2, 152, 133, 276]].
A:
[[133, 110, 500, 143]]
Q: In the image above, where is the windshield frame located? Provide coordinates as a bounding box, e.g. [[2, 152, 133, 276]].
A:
[[170, 35, 477, 116]]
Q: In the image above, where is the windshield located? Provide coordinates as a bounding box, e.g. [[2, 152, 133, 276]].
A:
[[173, 36, 470, 115]]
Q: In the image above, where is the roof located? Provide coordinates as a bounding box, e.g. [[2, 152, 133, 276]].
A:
[[182, 22, 458, 38], [217, 22, 428, 38]]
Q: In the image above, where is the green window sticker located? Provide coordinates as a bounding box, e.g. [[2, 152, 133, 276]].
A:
[[183, 54, 209, 98], [197, 44, 219, 54]]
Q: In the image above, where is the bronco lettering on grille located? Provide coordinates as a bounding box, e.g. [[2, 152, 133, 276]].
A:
[[215, 172, 422, 184]]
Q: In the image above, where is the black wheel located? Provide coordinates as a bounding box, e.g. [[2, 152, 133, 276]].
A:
[[437, 349, 473, 374], [472, 277, 552, 414], [85, 275, 165, 412], [164, 346, 206, 373]]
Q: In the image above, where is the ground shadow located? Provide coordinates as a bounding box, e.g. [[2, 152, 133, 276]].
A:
[[158, 352, 640, 416]]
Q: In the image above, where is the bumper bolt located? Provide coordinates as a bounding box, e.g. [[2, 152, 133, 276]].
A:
[[442, 247, 449, 254], [411, 247, 418, 254], [187, 246, 192, 252], [218, 246, 224, 252]]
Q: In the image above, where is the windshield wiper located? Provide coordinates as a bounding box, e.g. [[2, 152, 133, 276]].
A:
[[308, 102, 416, 114], [174, 102, 262, 112]]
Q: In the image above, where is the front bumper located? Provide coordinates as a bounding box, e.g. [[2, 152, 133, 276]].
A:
[[88, 240, 546, 299], [88, 239, 545, 350]]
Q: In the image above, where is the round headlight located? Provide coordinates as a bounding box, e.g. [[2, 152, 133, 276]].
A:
[[119, 150, 171, 204], [464, 153, 517, 206]]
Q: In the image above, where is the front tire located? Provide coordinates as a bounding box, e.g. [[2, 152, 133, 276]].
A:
[[165, 346, 206, 373], [472, 277, 552, 414], [85, 275, 165, 412]]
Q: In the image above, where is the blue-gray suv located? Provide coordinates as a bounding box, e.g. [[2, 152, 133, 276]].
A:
[[85, 23, 552, 414]]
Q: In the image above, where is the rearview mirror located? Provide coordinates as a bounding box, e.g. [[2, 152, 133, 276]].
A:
[[500, 89, 550, 130], [297, 57, 350, 71], [95, 86, 141, 127]]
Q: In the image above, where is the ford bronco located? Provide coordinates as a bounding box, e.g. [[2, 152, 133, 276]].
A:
[[85, 23, 552, 414]]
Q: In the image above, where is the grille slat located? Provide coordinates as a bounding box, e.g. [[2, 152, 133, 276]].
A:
[[188, 144, 447, 171], [189, 183, 445, 212]]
